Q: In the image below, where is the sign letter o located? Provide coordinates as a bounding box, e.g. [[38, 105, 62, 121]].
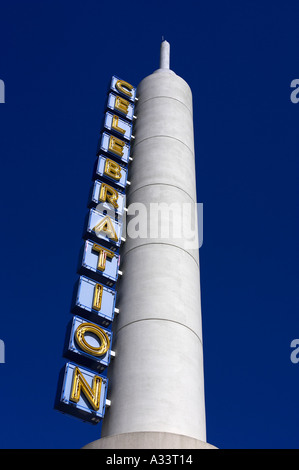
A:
[[75, 323, 110, 357]]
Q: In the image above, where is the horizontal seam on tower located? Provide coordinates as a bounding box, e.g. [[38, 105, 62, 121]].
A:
[[115, 318, 203, 344], [136, 95, 192, 116], [127, 182, 196, 203], [132, 134, 194, 156], [121, 241, 199, 267]]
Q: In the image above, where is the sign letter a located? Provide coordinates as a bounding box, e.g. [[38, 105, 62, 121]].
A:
[[93, 215, 118, 241]]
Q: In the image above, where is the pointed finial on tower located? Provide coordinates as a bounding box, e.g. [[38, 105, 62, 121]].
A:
[[160, 39, 170, 70]]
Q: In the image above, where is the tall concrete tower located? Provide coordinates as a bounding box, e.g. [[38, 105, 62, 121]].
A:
[[84, 41, 214, 449]]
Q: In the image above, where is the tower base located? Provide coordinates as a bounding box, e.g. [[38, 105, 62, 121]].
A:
[[82, 432, 217, 449]]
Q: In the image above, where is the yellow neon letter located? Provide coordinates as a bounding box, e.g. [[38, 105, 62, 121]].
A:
[[92, 243, 115, 271], [93, 215, 118, 241], [75, 322, 110, 357], [104, 158, 122, 181], [70, 366, 102, 411], [114, 96, 129, 115], [115, 79, 134, 98], [108, 135, 125, 157], [111, 114, 126, 135], [99, 183, 119, 209], [92, 283, 103, 311]]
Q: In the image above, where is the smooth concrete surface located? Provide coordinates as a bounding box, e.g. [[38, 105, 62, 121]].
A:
[[84, 48, 209, 449], [124, 184, 200, 263], [132, 96, 195, 154], [136, 70, 193, 112], [99, 66, 206, 443], [128, 137, 197, 202], [83, 432, 217, 449], [100, 320, 205, 439], [116, 244, 202, 335]]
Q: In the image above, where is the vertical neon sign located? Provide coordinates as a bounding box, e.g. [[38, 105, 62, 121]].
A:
[[55, 76, 136, 424]]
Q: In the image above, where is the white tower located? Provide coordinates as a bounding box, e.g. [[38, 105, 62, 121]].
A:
[[84, 41, 214, 449]]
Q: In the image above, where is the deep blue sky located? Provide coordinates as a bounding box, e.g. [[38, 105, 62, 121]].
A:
[[0, 0, 298, 449]]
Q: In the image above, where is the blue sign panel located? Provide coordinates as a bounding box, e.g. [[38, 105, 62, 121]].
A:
[[72, 275, 116, 326], [64, 315, 113, 372], [90, 179, 126, 218], [79, 239, 120, 287], [104, 111, 132, 141], [107, 92, 135, 121], [94, 155, 128, 191], [55, 362, 108, 424], [110, 75, 137, 102], [85, 208, 123, 249]]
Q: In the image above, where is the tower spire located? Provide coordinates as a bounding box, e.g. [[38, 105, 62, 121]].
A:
[[160, 39, 170, 70]]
